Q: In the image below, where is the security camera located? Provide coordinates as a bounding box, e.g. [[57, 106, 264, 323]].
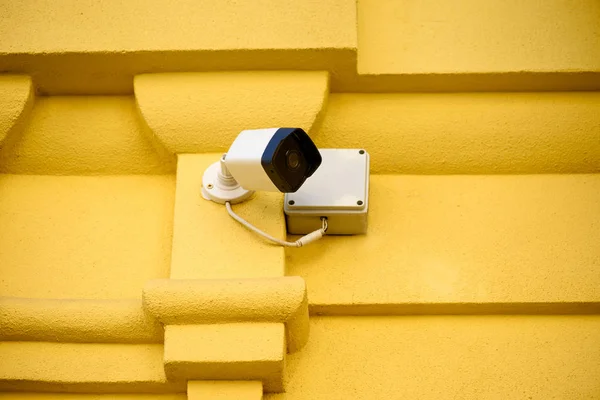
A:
[[201, 127, 370, 247], [202, 128, 322, 204], [225, 128, 322, 192]]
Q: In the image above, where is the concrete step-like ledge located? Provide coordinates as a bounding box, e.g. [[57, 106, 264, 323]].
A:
[[310, 302, 600, 316], [164, 323, 285, 392], [0, 342, 185, 393], [0, 297, 162, 344], [143, 277, 309, 353]]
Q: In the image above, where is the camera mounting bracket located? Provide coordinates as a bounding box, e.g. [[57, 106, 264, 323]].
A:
[[201, 155, 254, 204]]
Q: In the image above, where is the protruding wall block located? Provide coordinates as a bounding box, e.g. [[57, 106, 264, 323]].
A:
[[188, 380, 263, 400], [143, 277, 309, 353], [0, 75, 34, 147], [134, 71, 329, 154], [165, 324, 284, 392]]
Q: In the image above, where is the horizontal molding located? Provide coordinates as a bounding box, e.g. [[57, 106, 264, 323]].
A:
[[0, 381, 184, 395], [346, 71, 600, 92], [0, 297, 162, 343], [0, 342, 185, 393], [1, 1, 598, 93], [0, 395, 185, 399], [0, 0, 355, 94], [2, 54, 599, 94], [314, 93, 600, 174], [143, 277, 308, 353], [310, 302, 600, 316], [0, 50, 354, 95], [134, 71, 329, 154]]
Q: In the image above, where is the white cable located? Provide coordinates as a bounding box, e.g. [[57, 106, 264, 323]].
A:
[[225, 201, 327, 247]]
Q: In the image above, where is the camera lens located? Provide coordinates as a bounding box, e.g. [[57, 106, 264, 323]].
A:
[[286, 150, 300, 170]]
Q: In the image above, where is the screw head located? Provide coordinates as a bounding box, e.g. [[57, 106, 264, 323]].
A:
[[288, 200, 295, 205], [359, 150, 365, 155], [357, 200, 363, 206]]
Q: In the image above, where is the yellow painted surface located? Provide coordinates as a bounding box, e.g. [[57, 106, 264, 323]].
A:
[[0, 76, 33, 145], [288, 174, 600, 310], [2, 92, 596, 176], [0, 298, 161, 343], [314, 93, 600, 174], [164, 323, 285, 392], [0, 1, 355, 94], [169, 154, 285, 279], [163, 154, 290, 394], [358, 0, 600, 74], [3, 1, 600, 93], [143, 277, 308, 352], [0, 175, 174, 299], [135, 72, 329, 154], [0, 52, 355, 96], [265, 316, 600, 399], [0, 342, 185, 393], [188, 381, 262, 400], [0, 97, 174, 175], [0, 1, 355, 53], [0, 396, 185, 400], [1, 1, 600, 398]]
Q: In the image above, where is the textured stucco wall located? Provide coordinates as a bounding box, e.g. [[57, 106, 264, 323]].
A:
[[0, 0, 599, 399], [1, 0, 598, 93], [358, 0, 600, 74], [288, 174, 600, 312], [314, 93, 600, 174], [0, 175, 175, 299], [0, 96, 175, 174], [266, 316, 600, 399]]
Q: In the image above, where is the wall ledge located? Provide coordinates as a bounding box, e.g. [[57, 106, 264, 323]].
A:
[[143, 277, 309, 353], [0, 297, 162, 343], [0, 342, 185, 393]]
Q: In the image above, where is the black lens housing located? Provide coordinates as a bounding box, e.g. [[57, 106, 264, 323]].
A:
[[261, 128, 322, 192]]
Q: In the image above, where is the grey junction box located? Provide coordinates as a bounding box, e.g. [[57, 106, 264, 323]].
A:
[[284, 149, 370, 235]]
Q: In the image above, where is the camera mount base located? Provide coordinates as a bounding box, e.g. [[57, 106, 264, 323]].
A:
[[201, 156, 254, 204]]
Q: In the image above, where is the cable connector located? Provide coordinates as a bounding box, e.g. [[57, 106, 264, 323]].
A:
[[225, 202, 327, 247], [296, 228, 324, 247]]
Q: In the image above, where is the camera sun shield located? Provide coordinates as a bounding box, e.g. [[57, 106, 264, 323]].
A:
[[261, 128, 322, 192]]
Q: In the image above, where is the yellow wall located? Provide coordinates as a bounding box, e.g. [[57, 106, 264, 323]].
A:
[[0, 1, 599, 399], [358, 0, 600, 74]]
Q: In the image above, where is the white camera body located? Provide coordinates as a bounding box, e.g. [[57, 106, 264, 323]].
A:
[[223, 127, 322, 193], [224, 128, 280, 192], [201, 127, 323, 204]]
